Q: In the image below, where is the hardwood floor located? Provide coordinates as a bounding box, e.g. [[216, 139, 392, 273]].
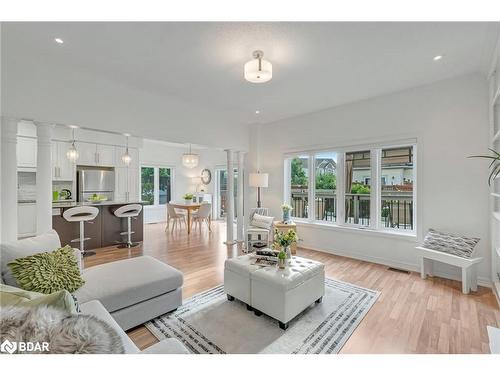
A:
[[84, 221, 500, 353]]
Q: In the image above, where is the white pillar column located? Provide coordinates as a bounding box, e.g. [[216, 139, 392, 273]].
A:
[[35, 123, 53, 234], [1, 117, 19, 242], [225, 149, 235, 245], [236, 151, 245, 243]]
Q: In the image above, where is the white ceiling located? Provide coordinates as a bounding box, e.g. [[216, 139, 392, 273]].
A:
[[2, 22, 499, 142]]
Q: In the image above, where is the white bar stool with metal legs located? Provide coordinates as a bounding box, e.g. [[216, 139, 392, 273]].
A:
[[114, 204, 143, 248], [63, 206, 99, 257]]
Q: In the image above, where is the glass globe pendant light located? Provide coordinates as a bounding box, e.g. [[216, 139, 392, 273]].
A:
[[122, 134, 132, 166], [182, 144, 199, 169], [66, 127, 79, 162]]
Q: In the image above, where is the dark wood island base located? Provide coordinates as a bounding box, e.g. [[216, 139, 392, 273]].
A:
[[52, 202, 144, 251]]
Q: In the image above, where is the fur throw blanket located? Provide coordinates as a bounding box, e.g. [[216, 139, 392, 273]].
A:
[[0, 306, 124, 354]]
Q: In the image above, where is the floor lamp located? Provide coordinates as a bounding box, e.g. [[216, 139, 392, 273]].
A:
[[249, 172, 269, 208]]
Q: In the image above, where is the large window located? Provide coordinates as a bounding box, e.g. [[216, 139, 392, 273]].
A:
[[141, 166, 172, 206], [315, 152, 337, 222], [345, 150, 371, 226], [289, 155, 309, 219], [284, 142, 416, 234], [381, 146, 414, 230]]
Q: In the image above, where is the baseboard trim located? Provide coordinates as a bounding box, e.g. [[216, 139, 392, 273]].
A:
[[299, 244, 492, 289]]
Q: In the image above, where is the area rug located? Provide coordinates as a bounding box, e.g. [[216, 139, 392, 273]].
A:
[[146, 278, 379, 354]]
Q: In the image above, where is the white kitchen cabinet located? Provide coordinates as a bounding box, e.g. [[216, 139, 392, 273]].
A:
[[115, 167, 139, 202], [115, 146, 139, 169], [17, 137, 37, 169], [77, 142, 98, 166], [52, 141, 76, 181], [76, 143, 115, 166], [18, 202, 37, 238], [96, 144, 115, 167]]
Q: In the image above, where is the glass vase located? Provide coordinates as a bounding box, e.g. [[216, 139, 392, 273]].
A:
[[282, 209, 290, 223], [285, 246, 292, 259]]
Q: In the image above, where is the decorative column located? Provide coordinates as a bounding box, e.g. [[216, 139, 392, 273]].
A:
[[225, 149, 235, 245], [1, 117, 18, 242], [236, 151, 245, 243], [35, 123, 53, 234]]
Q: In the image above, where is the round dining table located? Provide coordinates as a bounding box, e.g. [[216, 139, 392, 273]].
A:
[[168, 202, 202, 234]]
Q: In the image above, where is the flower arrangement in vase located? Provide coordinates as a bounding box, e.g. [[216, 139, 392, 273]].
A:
[[273, 228, 298, 260], [281, 203, 293, 224]]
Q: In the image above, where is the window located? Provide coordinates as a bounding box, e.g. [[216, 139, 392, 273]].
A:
[[141, 166, 172, 206], [314, 152, 337, 222], [283, 141, 416, 235], [345, 150, 371, 226], [216, 168, 239, 219], [289, 156, 309, 219], [141, 167, 155, 205], [381, 146, 414, 231]]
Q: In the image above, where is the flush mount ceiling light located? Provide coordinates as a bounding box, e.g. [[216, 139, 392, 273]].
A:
[[255, 110, 260, 114], [122, 134, 132, 166], [182, 144, 199, 169], [66, 127, 79, 162], [55, 38, 64, 44], [244, 50, 272, 83]]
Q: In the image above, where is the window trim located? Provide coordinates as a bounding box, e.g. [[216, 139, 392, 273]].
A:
[[284, 140, 417, 237]]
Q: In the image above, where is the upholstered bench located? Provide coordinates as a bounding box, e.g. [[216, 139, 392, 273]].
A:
[[224, 255, 325, 329]]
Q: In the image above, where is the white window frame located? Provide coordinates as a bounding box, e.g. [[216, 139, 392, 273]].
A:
[[140, 165, 175, 207], [283, 139, 417, 238]]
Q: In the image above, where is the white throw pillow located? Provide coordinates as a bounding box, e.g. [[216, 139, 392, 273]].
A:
[[251, 213, 274, 230], [0, 229, 62, 286]]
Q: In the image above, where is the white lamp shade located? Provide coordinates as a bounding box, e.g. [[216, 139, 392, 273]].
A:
[[182, 153, 199, 169], [249, 173, 269, 188], [244, 58, 272, 83]]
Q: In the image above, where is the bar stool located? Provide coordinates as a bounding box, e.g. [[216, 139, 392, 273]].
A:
[[63, 206, 99, 257], [114, 204, 143, 248]]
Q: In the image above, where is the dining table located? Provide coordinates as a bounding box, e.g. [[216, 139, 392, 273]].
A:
[[168, 202, 202, 234]]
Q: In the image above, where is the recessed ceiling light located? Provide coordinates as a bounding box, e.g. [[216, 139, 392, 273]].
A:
[[68, 125, 79, 129], [255, 110, 260, 114], [433, 55, 443, 61], [55, 38, 64, 44], [123, 133, 131, 137]]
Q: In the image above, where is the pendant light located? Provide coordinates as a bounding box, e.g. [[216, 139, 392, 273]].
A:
[[122, 134, 132, 166], [66, 127, 79, 162], [244, 50, 272, 83], [182, 144, 199, 169]]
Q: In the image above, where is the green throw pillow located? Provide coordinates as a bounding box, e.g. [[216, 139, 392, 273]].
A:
[[0, 284, 78, 314], [7, 245, 85, 294]]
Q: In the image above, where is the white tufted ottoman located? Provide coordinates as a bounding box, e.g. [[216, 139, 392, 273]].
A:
[[224, 255, 325, 330]]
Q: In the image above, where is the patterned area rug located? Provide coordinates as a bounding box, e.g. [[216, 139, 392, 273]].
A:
[[146, 278, 379, 354]]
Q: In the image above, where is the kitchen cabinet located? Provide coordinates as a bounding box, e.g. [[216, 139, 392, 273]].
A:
[[52, 141, 76, 181], [115, 167, 139, 201], [17, 137, 37, 169], [18, 202, 37, 238], [76, 143, 115, 167]]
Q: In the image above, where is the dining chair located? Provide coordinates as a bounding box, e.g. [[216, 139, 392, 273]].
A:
[[192, 202, 212, 231], [166, 203, 186, 231]]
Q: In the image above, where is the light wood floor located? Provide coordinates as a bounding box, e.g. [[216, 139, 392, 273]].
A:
[[84, 221, 500, 354]]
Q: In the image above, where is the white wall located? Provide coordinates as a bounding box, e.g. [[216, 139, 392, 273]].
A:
[[140, 139, 226, 223], [251, 74, 491, 284]]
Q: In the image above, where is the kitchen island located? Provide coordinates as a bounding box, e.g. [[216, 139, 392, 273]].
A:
[[52, 201, 146, 250]]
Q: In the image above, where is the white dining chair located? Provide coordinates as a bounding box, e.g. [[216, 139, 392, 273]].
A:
[[192, 202, 212, 231], [166, 203, 186, 231]]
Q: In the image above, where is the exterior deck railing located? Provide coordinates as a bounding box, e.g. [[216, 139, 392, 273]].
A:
[[291, 188, 413, 230]]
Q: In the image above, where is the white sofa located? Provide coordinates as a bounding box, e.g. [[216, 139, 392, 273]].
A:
[[0, 230, 188, 354]]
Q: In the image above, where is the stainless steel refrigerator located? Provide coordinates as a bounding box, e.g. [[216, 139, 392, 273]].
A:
[[77, 168, 115, 202]]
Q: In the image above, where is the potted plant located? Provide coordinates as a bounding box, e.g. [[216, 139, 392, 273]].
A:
[[183, 193, 194, 204], [281, 203, 293, 223], [274, 228, 298, 260], [469, 149, 500, 185]]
